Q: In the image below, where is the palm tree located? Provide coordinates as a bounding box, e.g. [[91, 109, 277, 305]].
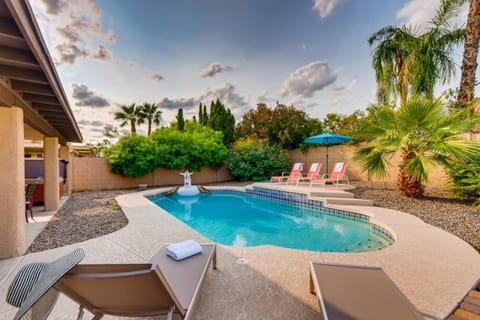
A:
[[353, 97, 480, 198], [458, 0, 480, 104], [369, 0, 465, 105], [113, 103, 142, 135], [139, 102, 162, 135], [409, 0, 466, 99], [368, 25, 417, 106]]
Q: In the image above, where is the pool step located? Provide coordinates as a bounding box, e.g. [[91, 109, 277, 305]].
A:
[[310, 196, 374, 206], [309, 190, 355, 198]]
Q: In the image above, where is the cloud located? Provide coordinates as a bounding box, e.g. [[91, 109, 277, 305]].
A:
[[312, 0, 342, 18], [397, 0, 468, 28], [72, 84, 110, 107], [39, 0, 67, 15], [77, 119, 104, 127], [158, 83, 249, 119], [332, 79, 357, 92], [151, 73, 164, 81], [158, 97, 196, 110], [36, 0, 116, 65], [91, 45, 112, 61], [200, 63, 233, 78], [281, 61, 337, 98], [55, 43, 88, 64]]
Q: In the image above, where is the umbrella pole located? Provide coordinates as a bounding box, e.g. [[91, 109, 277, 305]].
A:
[[326, 145, 329, 173]]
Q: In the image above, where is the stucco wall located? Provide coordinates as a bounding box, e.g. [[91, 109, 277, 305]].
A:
[[288, 145, 450, 188], [71, 157, 233, 191]]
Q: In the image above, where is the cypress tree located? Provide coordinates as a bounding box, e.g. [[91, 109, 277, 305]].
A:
[[176, 108, 185, 131], [202, 105, 208, 124], [198, 103, 203, 125]]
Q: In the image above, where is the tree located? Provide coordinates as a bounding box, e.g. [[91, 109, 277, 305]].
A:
[[207, 99, 235, 145], [113, 103, 142, 135], [203, 105, 208, 124], [198, 103, 203, 125], [369, 25, 417, 106], [410, 0, 466, 99], [354, 97, 480, 198], [235, 103, 323, 149], [458, 0, 480, 104], [139, 102, 162, 135], [176, 108, 185, 131], [369, 0, 465, 105]]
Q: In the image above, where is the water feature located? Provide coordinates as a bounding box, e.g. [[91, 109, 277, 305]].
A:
[[177, 171, 200, 196]]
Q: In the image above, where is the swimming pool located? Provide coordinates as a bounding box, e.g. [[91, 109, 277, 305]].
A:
[[149, 190, 392, 252]]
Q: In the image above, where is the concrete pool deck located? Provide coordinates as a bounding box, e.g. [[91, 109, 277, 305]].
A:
[[0, 183, 479, 319]]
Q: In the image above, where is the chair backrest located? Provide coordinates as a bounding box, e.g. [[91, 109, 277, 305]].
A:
[[56, 264, 185, 318], [305, 163, 322, 179], [330, 162, 347, 180], [25, 183, 36, 202], [290, 163, 304, 177]]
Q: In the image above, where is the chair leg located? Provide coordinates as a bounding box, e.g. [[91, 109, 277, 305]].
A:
[[29, 206, 34, 221], [25, 210, 28, 223]]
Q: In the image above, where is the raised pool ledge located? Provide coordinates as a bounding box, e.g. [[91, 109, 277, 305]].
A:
[[140, 183, 480, 319]]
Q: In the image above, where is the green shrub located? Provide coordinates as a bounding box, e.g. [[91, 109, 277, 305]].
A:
[[150, 122, 228, 171], [104, 123, 228, 177], [104, 135, 159, 177], [448, 160, 480, 207], [226, 138, 291, 181]]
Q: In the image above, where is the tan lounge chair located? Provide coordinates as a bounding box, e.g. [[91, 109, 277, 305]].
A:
[[55, 244, 217, 320], [309, 262, 424, 320], [271, 162, 304, 183]]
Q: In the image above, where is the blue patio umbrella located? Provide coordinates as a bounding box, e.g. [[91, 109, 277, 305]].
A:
[[304, 133, 352, 173]]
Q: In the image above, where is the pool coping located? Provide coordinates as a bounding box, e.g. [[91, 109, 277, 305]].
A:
[[0, 183, 478, 319], [142, 183, 480, 319]]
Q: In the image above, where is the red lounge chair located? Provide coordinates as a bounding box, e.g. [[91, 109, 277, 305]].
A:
[[270, 162, 304, 183], [310, 162, 349, 187], [287, 162, 322, 185]]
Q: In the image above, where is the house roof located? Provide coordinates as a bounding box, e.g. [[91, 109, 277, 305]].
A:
[[0, 0, 82, 143]]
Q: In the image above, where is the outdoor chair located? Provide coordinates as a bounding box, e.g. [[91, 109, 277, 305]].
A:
[[270, 162, 304, 183], [55, 243, 217, 320], [309, 162, 349, 188], [287, 162, 322, 185], [309, 262, 424, 320], [25, 183, 37, 223]]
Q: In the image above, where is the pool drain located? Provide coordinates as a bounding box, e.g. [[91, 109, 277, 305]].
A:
[[236, 258, 248, 264], [237, 248, 248, 264]]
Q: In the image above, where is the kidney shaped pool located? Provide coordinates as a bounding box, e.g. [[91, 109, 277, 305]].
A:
[[148, 190, 392, 252]]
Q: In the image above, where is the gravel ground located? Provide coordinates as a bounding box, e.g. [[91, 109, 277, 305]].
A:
[[27, 190, 131, 253], [28, 182, 480, 253], [351, 181, 480, 252]]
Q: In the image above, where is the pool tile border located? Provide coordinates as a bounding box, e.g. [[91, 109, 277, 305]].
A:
[[148, 185, 395, 244]]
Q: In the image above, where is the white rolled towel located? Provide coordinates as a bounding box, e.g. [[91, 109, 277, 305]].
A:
[[165, 240, 202, 261]]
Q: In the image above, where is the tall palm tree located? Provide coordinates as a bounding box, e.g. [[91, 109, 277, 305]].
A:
[[139, 102, 162, 135], [369, 0, 465, 105], [409, 0, 466, 98], [353, 97, 480, 198], [368, 25, 417, 106], [459, 0, 480, 104], [113, 103, 142, 135]]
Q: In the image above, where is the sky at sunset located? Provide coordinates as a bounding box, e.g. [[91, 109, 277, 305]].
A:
[[29, 0, 470, 142]]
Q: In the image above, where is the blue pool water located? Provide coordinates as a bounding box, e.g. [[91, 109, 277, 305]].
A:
[[149, 191, 391, 252]]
